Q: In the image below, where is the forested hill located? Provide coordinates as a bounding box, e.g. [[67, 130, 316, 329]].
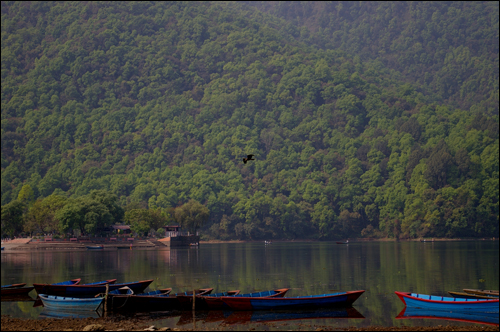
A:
[[246, 1, 500, 113], [1, 1, 499, 240]]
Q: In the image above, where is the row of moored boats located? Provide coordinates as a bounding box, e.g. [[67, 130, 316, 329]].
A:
[[1, 279, 498, 318]]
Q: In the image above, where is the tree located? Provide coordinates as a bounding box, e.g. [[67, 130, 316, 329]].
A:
[[24, 194, 68, 235], [1, 200, 25, 238], [174, 200, 209, 234]]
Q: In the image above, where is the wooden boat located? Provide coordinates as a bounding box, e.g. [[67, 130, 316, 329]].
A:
[[395, 291, 499, 311], [463, 289, 499, 297], [336, 241, 349, 244], [86, 245, 104, 250], [203, 289, 289, 310], [448, 290, 499, 299], [32, 278, 81, 296], [108, 288, 212, 311], [2, 283, 26, 289], [39, 293, 104, 311], [220, 290, 363, 311], [1, 283, 34, 296], [396, 306, 499, 326], [177, 290, 240, 310], [34, 279, 152, 298]]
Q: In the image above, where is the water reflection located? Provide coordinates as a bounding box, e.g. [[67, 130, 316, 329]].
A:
[[39, 308, 102, 319], [223, 307, 365, 324], [0, 294, 35, 302], [396, 307, 499, 326], [175, 307, 364, 326], [1, 241, 498, 328]]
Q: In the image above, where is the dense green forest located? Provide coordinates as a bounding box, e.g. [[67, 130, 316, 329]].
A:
[[1, 1, 499, 240]]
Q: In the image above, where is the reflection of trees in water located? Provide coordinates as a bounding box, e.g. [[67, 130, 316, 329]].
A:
[[1, 242, 498, 327]]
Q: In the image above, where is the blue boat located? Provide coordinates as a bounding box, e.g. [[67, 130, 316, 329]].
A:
[[396, 306, 499, 326], [39, 294, 104, 311], [395, 292, 499, 312], [221, 290, 364, 310]]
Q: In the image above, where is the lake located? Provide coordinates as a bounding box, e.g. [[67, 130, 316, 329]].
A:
[[1, 240, 499, 329]]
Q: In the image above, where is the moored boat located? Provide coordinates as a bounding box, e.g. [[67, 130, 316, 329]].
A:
[[1, 283, 35, 296], [220, 290, 363, 311], [203, 289, 288, 310], [336, 241, 349, 244], [107, 288, 211, 311], [463, 289, 499, 297], [395, 291, 499, 311], [177, 290, 240, 310], [39, 294, 104, 311], [34, 279, 150, 298], [2, 283, 26, 288], [448, 290, 499, 299]]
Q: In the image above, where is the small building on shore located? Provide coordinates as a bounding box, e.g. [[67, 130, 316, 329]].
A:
[[159, 225, 199, 247]]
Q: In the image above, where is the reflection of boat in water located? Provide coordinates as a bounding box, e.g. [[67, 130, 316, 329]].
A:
[[175, 307, 364, 326], [396, 306, 499, 326], [176, 310, 230, 326], [224, 307, 364, 324], [1, 294, 35, 302], [39, 308, 102, 319]]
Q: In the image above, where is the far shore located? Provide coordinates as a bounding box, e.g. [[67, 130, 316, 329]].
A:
[[1, 236, 497, 251]]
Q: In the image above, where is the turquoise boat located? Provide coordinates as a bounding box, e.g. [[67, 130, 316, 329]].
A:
[[395, 292, 499, 312], [39, 294, 104, 311]]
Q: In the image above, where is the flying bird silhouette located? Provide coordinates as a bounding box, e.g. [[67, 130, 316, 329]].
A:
[[242, 154, 255, 164]]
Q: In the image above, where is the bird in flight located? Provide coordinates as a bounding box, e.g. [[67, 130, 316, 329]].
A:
[[242, 154, 255, 164]]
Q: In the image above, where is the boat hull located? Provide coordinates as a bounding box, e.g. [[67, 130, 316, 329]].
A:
[[395, 292, 499, 312], [449, 291, 499, 299], [108, 288, 211, 311], [177, 290, 240, 310], [463, 289, 499, 297], [39, 294, 104, 311], [34, 280, 152, 298], [221, 290, 364, 310], [1, 286, 34, 296]]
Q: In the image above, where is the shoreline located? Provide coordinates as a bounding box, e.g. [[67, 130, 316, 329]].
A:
[[1, 237, 497, 251], [1, 315, 498, 331]]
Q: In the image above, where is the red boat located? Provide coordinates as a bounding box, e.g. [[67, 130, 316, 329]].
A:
[[177, 290, 240, 310], [1, 283, 35, 296], [203, 289, 289, 310], [221, 290, 364, 310]]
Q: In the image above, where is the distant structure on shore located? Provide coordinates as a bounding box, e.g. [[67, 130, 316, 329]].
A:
[[158, 225, 200, 247]]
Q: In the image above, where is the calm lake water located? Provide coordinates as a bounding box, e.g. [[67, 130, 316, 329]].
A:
[[1, 241, 499, 330]]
